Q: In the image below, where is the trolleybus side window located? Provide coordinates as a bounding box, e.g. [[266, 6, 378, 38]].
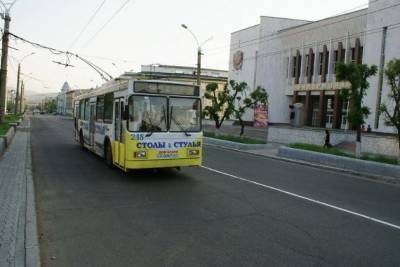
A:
[[96, 95, 105, 122], [104, 93, 113, 123], [128, 95, 167, 132], [84, 99, 90, 121], [169, 97, 201, 132], [79, 100, 85, 120]]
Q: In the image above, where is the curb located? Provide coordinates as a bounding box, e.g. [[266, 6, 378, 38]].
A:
[[25, 127, 41, 267], [204, 142, 400, 185], [204, 137, 269, 150], [278, 146, 400, 179], [0, 125, 16, 156]]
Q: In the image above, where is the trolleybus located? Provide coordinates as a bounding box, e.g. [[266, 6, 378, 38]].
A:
[[73, 78, 202, 171]]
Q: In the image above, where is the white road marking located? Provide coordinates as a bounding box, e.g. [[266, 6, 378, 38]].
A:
[[201, 165, 400, 231]]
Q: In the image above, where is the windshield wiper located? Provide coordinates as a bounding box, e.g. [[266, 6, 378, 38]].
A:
[[170, 107, 191, 136]]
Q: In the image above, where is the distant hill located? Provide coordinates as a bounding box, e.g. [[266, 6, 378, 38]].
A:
[[25, 90, 58, 104]]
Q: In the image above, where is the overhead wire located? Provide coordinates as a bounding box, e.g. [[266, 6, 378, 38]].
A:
[[68, 0, 107, 50], [80, 0, 132, 49], [8, 32, 114, 81]]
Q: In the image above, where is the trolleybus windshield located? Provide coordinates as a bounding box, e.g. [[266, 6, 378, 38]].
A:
[[128, 95, 201, 133]]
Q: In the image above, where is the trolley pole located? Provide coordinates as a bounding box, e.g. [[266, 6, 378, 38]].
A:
[[0, 13, 11, 123], [14, 63, 20, 114]]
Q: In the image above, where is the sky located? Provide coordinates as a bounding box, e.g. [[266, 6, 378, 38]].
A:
[[4, 0, 368, 94]]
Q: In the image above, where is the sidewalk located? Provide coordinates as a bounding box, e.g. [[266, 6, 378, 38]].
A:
[[0, 118, 40, 267]]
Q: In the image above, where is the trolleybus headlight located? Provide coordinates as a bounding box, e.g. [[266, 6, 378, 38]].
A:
[[134, 151, 147, 158], [188, 149, 200, 156]]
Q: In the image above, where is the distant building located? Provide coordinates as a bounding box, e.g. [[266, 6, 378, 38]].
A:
[[229, 0, 400, 133], [56, 82, 91, 115], [123, 64, 228, 107]]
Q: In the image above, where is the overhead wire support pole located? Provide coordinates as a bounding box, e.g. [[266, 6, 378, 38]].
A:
[[0, 0, 18, 121], [181, 24, 212, 87]]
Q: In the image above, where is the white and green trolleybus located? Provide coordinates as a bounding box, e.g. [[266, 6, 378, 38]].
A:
[[74, 78, 202, 171]]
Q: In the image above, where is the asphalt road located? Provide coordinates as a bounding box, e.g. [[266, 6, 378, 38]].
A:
[[31, 115, 400, 267]]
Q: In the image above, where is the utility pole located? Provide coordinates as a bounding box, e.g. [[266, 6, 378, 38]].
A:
[[14, 63, 20, 114], [181, 24, 212, 88], [197, 48, 201, 86], [19, 80, 24, 113], [0, 13, 10, 122]]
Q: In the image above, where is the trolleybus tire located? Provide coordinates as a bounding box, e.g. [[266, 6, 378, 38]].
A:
[[105, 141, 113, 167]]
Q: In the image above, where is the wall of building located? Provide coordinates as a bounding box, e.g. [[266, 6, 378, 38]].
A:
[[267, 125, 399, 157], [363, 0, 400, 133]]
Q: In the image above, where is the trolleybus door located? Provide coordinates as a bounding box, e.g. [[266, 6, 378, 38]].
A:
[[89, 103, 96, 147], [113, 99, 125, 167]]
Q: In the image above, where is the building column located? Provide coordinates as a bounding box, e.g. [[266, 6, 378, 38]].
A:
[[345, 32, 351, 63], [313, 42, 319, 83], [318, 90, 326, 127], [300, 42, 307, 84], [288, 49, 292, 85], [327, 39, 334, 82], [293, 91, 298, 104], [333, 89, 342, 129], [304, 91, 312, 126]]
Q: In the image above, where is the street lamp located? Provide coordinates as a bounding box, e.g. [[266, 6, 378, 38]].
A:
[[181, 24, 212, 86], [15, 52, 35, 114]]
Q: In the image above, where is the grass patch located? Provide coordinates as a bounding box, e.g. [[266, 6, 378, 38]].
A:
[[204, 131, 266, 144], [4, 114, 22, 123], [361, 153, 399, 165], [288, 143, 399, 165], [288, 143, 352, 158], [0, 123, 11, 135]]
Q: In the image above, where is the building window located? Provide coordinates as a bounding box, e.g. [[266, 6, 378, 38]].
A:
[[318, 52, 323, 75], [292, 56, 297, 78], [306, 52, 314, 83]]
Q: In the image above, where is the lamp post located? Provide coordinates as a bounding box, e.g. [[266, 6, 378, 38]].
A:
[[181, 24, 212, 87], [15, 52, 35, 114]]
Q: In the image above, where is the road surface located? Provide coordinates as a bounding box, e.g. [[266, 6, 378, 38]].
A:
[[31, 115, 400, 266]]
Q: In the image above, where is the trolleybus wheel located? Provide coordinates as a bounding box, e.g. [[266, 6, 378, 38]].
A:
[[105, 141, 113, 167]]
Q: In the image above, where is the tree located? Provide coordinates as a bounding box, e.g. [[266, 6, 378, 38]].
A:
[[335, 62, 377, 158], [230, 80, 268, 136], [203, 82, 234, 129], [380, 58, 400, 163]]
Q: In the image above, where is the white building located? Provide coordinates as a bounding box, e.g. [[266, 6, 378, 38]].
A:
[[56, 81, 70, 114], [229, 0, 400, 133]]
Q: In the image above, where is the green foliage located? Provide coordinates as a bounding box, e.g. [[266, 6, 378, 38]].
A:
[[42, 98, 57, 113], [335, 62, 377, 141], [6, 100, 15, 113], [204, 131, 266, 144], [204, 81, 268, 134], [0, 123, 11, 136], [203, 82, 233, 128], [229, 80, 268, 136], [380, 58, 400, 150]]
